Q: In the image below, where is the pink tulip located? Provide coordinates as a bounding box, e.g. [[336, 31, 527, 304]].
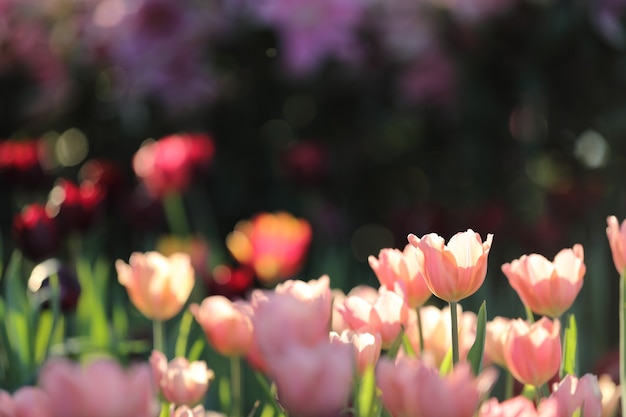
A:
[[267, 341, 353, 417], [501, 244, 585, 318], [169, 404, 226, 417], [404, 304, 476, 368], [274, 275, 332, 311], [368, 244, 432, 308], [251, 284, 331, 361], [0, 386, 52, 417], [484, 316, 512, 368], [606, 215, 626, 274], [116, 251, 195, 321], [503, 317, 561, 387], [337, 288, 410, 349], [330, 330, 382, 375], [479, 396, 560, 417], [407, 229, 493, 302], [150, 350, 214, 406], [190, 296, 253, 356], [39, 357, 159, 417], [548, 374, 602, 417], [377, 356, 497, 417], [479, 396, 539, 417]]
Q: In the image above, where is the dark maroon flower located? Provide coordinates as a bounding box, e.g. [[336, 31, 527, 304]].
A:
[[280, 140, 331, 186], [46, 179, 105, 233], [12, 204, 61, 262], [132, 133, 215, 198], [205, 265, 254, 301], [27, 259, 81, 313], [0, 138, 51, 188], [78, 159, 127, 207]]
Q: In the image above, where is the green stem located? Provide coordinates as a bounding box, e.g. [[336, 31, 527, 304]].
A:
[[449, 301, 459, 366], [504, 370, 514, 400], [163, 192, 190, 236], [416, 307, 425, 355], [231, 355, 243, 417], [153, 319, 165, 354], [619, 270, 626, 410], [524, 305, 535, 324]]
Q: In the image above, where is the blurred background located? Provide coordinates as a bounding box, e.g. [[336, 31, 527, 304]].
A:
[[0, 0, 624, 380]]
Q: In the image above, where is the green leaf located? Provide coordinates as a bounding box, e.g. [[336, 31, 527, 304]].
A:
[[219, 375, 231, 414], [4, 251, 31, 373], [467, 301, 487, 376], [401, 333, 416, 358], [174, 309, 194, 358], [75, 258, 110, 347], [439, 347, 453, 375], [560, 313, 578, 378], [357, 364, 377, 417], [253, 371, 286, 417], [385, 327, 405, 359]]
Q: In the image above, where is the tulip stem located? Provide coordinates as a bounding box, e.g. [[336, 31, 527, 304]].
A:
[[504, 371, 514, 400], [619, 269, 626, 410], [231, 355, 243, 417], [416, 307, 425, 355], [153, 319, 165, 354], [449, 301, 459, 366], [163, 192, 191, 236]]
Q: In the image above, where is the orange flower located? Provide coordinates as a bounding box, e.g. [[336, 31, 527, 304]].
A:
[[116, 251, 195, 321], [225, 212, 312, 285], [368, 244, 432, 308], [606, 215, 626, 275], [408, 230, 493, 302], [503, 317, 561, 387], [501, 245, 585, 318]]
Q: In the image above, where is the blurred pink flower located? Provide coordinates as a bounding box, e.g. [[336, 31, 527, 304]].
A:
[[503, 317, 561, 387], [251, 278, 331, 359], [369, 244, 432, 309], [404, 304, 477, 367], [377, 356, 497, 417], [501, 244, 585, 318], [484, 316, 512, 368], [606, 215, 626, 275], [226, 211, 312, 285], [330, 329, 382, 375], [408, 229, 493, 302], [547, 374, 602, 417], [479, 396, 547, 417], [336, 287, 410, 349], [115, 251, 195, 321], [267, 341, 354, 417], [39, 357, 159, 417], [169, 404, 227, 417], [150, 350, 214, 406], [190, 295, 254, 357], [0, 386, 52, 417], [132, 133, 215, 198]]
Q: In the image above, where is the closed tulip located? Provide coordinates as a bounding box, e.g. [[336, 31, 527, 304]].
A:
[[116, 251, 195, 321], [377, 356, 496, 417], [606, 215, 626, 274], [503, 317, 561, 387], [150, 350, 214, 406], [190, 296, 253, 357], [407, 229, 493, 302], [501, 244, 585, 318], [330, 330, 382, 375], [368, 244, 432, 309], [0, 386, 52, 417], [267, 341, 354, 417], [548, 374, 602, 417], [484, 316, 512, 368], [39, 357, 159, 417]]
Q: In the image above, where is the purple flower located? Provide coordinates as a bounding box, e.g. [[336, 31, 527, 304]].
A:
[[248, 0, 366, 76]]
